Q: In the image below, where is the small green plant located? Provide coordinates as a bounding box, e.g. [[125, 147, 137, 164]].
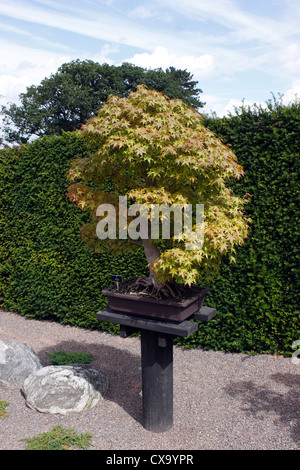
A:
[[0, 400, 10, 419], [21, 425, 93, 450], [46, 350, 94, 365]]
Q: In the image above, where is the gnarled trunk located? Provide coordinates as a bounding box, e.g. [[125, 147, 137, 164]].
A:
[[141, 239, 160, 283]]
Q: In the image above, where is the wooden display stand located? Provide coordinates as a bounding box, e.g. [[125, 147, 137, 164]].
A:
[[96, 306, 216, 433]]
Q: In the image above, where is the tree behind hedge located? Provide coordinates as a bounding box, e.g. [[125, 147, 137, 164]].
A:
[[0, 60, 204, 145]]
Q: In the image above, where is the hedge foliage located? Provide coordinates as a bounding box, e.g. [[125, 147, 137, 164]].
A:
[[181, 98, 299, 355], [0, 99, 299, 355], [0, 133, 148, 332]]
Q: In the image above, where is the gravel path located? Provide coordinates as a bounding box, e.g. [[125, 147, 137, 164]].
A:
[[0, 308, 299, 451]]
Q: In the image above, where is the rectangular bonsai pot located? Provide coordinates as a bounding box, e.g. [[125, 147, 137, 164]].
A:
[[101, 284, 210, 323]]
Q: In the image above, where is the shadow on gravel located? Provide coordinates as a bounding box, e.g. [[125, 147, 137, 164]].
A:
[[39, 339, 143, 425], [224, 373, 300, 445]]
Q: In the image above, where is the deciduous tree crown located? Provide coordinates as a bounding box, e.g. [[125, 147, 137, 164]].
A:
[[67, 85, 250, 286]]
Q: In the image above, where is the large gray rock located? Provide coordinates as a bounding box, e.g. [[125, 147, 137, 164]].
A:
[[22, 364, 108, 415], [0, 341, 43, 389]]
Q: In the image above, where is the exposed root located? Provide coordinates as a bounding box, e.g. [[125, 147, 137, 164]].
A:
[[118, 277, 188, 301]]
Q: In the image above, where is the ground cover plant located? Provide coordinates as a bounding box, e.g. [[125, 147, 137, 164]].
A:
[[46, 350, 94, 365], [0, 400, 10, 419], [21, 425, 93, 450]]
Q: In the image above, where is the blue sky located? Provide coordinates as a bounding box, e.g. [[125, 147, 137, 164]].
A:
[[0, 0, 300, 116]]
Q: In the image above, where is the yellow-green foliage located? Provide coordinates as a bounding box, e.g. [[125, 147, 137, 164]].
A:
[[67, 85, 250, 285]]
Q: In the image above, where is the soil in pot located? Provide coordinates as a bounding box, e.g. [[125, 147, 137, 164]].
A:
[[102, 277, 209, 323]]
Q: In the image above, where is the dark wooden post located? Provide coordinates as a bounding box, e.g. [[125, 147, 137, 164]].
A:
[[141, 330, 173, 432], [97, 306, 216, 433]]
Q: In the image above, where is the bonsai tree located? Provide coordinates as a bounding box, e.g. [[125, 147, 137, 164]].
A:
[[67, 85, 250, 298]]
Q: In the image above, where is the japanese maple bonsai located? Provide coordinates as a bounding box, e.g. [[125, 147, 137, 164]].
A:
[[67, 85, 250, 321]]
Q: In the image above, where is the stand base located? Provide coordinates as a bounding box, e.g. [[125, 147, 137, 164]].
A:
[[96, 307, 216, 432], [141, 329, 173, 432]]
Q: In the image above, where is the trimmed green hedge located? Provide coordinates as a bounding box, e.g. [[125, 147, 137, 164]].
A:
[[180, 99, 299, 355], [0, 133, 148, 332], [0, 99, 299, 355]]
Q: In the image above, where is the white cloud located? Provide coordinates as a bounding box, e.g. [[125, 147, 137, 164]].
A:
[[277, 42, 300, 78], [202, 95, 267, 118], [0, 36, 119, 106], [223, 98, 261, 115], [0, 20, 71, 52], [124, 46, 215, 80], [282, 80, 300, 105], [0, 39, 71, 104], [162, 0, 297, 46], [201, 95, 226, 117], [129, 6, 154, 19], [128, 4, 172, 22], [2, 0, 298, 83], [0, 0, 185, 54], [0, 0, 299, 118], [160, 0, 300, 79]]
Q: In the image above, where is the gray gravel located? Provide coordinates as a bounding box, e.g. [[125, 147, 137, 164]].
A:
[[0, 308, 299, 450]]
